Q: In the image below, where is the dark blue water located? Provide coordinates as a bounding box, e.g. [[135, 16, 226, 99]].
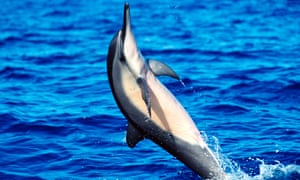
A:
[[1, 0, 300, 179]]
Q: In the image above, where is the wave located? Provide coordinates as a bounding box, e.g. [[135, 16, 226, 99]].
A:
[[43, 10, 71, 18], [21, 52, 81, 65], [204, 104, 249, 115], [0, 172, 43, 180], [282, 81, 300, 91], [0, 66, 38, 81], [143, 48, 258, 59]]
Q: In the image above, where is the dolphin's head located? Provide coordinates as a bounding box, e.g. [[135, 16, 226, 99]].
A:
[[107, 3, 145, 79]]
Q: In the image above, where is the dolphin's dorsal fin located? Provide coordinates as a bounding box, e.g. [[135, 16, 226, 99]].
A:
[[137, 77, 151, 117], [148, 59, 180, 80], [126, 121, 145, 148]]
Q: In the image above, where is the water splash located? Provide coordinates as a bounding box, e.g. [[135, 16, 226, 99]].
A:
[[251, 160, 300, 180], [206, 135, 300, 180], [179, 79, 186, 87]]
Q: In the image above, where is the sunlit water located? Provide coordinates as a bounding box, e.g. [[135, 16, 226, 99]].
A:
[[0, 0, 299, 179]]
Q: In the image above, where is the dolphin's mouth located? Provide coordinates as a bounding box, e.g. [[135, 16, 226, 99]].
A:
[[122, 3, 131, 42]]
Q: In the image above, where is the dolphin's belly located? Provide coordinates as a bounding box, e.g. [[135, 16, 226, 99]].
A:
[[146, 72, 207, 147], [113, 58, 207, 148]]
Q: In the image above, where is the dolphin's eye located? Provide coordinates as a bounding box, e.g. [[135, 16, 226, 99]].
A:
[[120, 54, 126, 62]]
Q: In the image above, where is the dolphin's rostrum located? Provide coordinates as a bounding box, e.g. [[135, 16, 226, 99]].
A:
[[107, 3, 226, 179]]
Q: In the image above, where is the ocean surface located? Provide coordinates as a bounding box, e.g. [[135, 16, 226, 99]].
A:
[[1, 0, 300, 179]]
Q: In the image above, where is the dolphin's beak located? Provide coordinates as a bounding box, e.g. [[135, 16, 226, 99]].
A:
[[122, 3, 131, 41]]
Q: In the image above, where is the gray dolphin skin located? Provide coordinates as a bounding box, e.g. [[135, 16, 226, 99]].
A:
[[107, 3, 226, 180]]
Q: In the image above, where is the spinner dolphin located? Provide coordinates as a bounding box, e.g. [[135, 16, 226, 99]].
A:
[[106, 3, 226, 179]]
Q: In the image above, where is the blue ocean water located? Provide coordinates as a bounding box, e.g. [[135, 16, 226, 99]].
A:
[[1, 0, 300, 179]]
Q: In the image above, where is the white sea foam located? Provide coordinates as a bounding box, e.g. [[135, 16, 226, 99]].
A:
[[208, 135, 300, 180]]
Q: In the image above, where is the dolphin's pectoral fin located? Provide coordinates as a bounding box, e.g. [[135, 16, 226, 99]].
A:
[[126, 121, 145, 148], [137, 77, 151, 117], [148, 59, 180, 80]]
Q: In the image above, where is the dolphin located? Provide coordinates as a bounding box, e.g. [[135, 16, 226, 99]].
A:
[[106, 3, 226, 179]]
